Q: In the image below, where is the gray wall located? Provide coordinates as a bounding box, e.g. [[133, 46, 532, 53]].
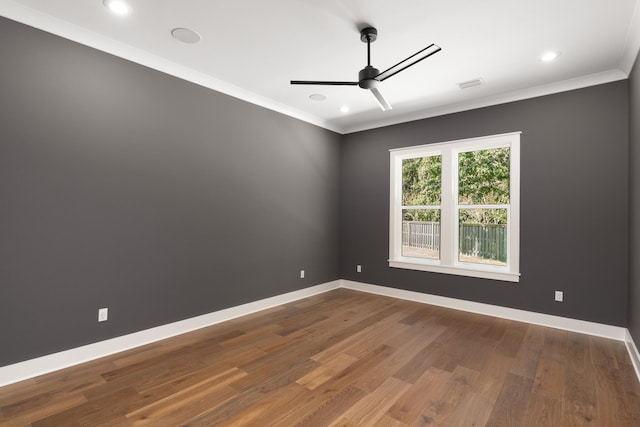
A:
[[340, 81, 629, 326], [0, 18, 341, 367], [629, 53, 640, 343]]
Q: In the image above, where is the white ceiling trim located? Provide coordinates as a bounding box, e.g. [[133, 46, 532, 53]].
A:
[[0, 0, 341, 133], [620, 0, 640, 73], [341, 69, 628, 134], [0, 0, 637, 135]]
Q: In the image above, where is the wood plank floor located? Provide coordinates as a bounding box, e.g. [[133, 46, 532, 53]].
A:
[[1, 289, 640, 426]]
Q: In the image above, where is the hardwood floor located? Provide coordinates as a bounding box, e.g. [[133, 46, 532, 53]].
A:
[[1, 289, 639, 426]]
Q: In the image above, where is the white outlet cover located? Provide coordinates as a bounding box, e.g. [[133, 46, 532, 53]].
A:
[[357, 265, 362, 272], [300, 270, 305, 279], [554, 291, 563, 302], [98, 307, 108, 322]]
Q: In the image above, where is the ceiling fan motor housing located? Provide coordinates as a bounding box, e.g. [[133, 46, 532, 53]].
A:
[[358, 65, 380, 89]]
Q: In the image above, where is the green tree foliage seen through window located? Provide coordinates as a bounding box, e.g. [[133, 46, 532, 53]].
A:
[[402, 156, 441, 222], [458, 148, 510, 224]]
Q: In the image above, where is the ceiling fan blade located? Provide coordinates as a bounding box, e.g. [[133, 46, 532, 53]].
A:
[[370, 87, 392, 111], [374, 44, 441, 82], [290, 80, 358, 86]]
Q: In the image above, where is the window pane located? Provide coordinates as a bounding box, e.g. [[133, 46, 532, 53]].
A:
[[402, 209, 440, 260], [459, 208, 507, 266], [403, 156, 442, 206], [458, 148, 510, 205]]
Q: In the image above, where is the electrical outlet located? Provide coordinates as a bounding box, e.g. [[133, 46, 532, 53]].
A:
[[357, 264, 362, 273], [554, 291, 563, 302], [98, 307, 108, 322], [300, 270, 305, 279]]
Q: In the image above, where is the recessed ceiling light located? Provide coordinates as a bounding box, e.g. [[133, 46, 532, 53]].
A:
[[309, 94, 327, 102], [340, 106, 350, 113], [171, 28, 201, 44], [103, 0, 130, 15], [541, 51, 559, 62]]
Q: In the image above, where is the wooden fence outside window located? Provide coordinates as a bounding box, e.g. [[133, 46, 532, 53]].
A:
[[402, 221, 507, 262]]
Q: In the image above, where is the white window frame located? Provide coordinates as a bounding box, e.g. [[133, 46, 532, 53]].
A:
[[389, 132, 520, 282]]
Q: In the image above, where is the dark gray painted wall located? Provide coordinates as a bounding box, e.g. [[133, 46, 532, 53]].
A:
[[0, 17, 341, 367], [629, 53, 640, 343], [340, 81, 629, 326]]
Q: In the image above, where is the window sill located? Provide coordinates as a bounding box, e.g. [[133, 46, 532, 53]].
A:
[[388, 260, 520, 282]]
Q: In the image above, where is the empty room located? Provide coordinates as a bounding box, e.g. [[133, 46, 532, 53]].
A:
[[1, 0, 640, 425]]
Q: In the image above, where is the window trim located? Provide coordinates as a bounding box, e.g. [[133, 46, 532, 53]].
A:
[[389, 132, 521, 282]]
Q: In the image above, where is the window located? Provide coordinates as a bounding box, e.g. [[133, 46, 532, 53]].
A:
[[389, 132, 520, 282]]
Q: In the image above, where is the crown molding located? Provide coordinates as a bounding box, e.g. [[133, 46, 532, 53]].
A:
[[619, 0, 640, 73], [0, 1, 341, 133], [0, 0, 635, 136], [340, 69, 628, 134]]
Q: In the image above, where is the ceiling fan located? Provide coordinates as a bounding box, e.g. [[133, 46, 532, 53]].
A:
[[291, 26, 441, 111]]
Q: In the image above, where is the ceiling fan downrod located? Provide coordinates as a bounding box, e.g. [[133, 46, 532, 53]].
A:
[[359, 27, 380, 90]]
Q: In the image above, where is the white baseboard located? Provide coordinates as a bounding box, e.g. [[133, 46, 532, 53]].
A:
[[1, 278, 636, 388], [340, 280, 627, 341], [626, 330, 640, 381], [0, 281, 340, 387]]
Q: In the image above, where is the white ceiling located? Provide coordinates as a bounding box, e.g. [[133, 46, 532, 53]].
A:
[[1, 0, 639, 134]]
